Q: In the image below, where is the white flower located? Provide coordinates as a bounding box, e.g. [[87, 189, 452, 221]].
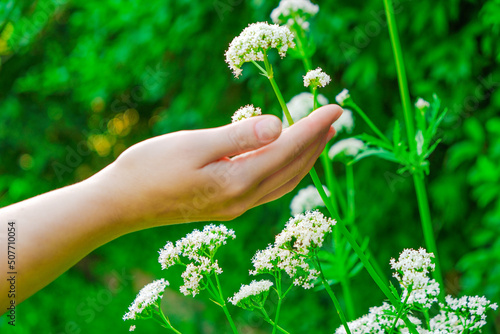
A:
[[123, 279, 169, 321], [438, 295, 498, 332], [390, 248, 439, 308], [228, 280, 274, 306], [275, 210, 336, 255], [328, 138, 365, 159], [180, 257, 223, 297], [270, 0, 319, 30], [129, 325, 136, 332], [334, 302, 423, 334], [225, 22, 295, 77], [250, 244, 318, 289], [175, 224, 236, 262], [290, 184, 330, 215], [415, 98, 430, 110], [231, 104, 262, 123], [335, 89, 350, 106], [282, 92, 328, 128], [158, 241, 180, 270], [333, 108, 354, 134], [303, 67, 331, 88]]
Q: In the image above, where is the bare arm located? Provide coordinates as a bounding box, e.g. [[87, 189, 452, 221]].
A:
[[0, 105, 342, 311]]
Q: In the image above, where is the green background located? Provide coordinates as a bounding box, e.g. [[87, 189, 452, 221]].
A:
[[1, 0, 499, 332]]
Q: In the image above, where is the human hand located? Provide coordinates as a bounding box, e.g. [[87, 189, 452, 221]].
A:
[[94, 104, 342, 233]]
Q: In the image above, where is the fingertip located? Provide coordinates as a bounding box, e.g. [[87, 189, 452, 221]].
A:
[[254, 115, 282, 144]]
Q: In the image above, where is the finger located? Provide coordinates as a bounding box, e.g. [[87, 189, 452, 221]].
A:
[[252, 133, 324, 199], [237, 104, 342, 182], [252, 132, 328, 206], [193, 115, 283, 164]]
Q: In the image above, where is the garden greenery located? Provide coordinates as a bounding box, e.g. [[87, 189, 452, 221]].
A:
[[120, 1, 498, 333]]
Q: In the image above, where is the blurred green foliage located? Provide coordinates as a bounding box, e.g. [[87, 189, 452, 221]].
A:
[[0, 0, 499, 332]]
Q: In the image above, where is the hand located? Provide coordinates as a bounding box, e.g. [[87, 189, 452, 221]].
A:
[[95, 104, 342, 232]]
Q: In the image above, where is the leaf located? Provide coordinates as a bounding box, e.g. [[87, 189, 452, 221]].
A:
[[359, 133, 393, 151], [349, 148, 399, 165]]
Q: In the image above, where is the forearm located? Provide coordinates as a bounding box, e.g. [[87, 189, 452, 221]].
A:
[[0, 167, 128, 311]]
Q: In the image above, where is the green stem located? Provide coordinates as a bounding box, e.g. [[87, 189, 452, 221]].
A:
[[315, 255, 352, 334], [382, 0, 415, 151], [340, 275, 356, 320], [320, 151, 340, 215], [212, 275, 239, 334], [382, 0, 444, 299], [293, 27, 313, 72], [158, 308, 182, 334], [345, 164, 355, 225], [261, 308, 291, 334], [389, 290, 411, 334], [346, 101, 391, 146], [413, 175, 444, 297]]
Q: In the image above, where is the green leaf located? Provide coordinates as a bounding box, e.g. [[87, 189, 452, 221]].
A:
[[349, 148, 399, 165]]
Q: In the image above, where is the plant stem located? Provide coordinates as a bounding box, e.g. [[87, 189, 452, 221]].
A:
[[345, 164, 355, 225], [413, 174, 444, 296], [382, 0, 444, 298], [340, 275, 356, 320], [346, 101, 391, 146], [261, 308, 291, 334], [272, 271, 283, 334], [315, 255, 352, 334], [389, 290, 411, 334], [293, 26, 313, 72], [158, 308, 182, 334], [211, 275, 239, 334]]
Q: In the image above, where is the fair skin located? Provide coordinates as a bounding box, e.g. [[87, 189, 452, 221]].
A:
[[0, 105, 342, 312]]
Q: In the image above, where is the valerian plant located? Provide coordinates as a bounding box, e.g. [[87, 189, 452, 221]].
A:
[[119, 0, 498, 332]]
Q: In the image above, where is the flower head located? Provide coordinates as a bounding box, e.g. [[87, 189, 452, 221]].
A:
[[290, 184, 330, 215], [228, 280, 274, 308], [158, 224, 235, 298], [270, 0, 319, 30], [129, 325, 136, 332], [123, 279, 169, 321], [283, 92, 328, 127], [335, 89, 350, 106], [232, 104, 262, 123], [250, 244, 318, 289], [333, 108, 354, 134], [415, 98, 430, 110], [225, 22, 295, 77], [334, 302, 423, 334], [437, 295, 498, 332], [275, 210, 336, 255], [328, 138, 365, 159], [303, 67, 331, 88], [390, 248, 439, 308]]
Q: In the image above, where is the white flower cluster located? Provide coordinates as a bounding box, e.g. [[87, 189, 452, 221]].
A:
[[158, 224, 235, 297], [415, 98, 430, 110], [250, 244, 319, 289], [250, 210, 334, 289], [225, 22, 295, 77], [232, 104, 262, 123], [303, 67, 331, 88], [335, 89, 350, 106], [432, 295, 498, 332], [270, 0, 319, 30], [328, 138, 365, 159], [334, 302, 422, 334], [228, 280, 274, 307], [333, 108, 354, 134], [275, 210, 336, 255], [180, 258, 223, 297], [283, 92, 328, 128], [123, 279, 169, 321], [390, 247, 440, 308], [290, 184, 329, 215]]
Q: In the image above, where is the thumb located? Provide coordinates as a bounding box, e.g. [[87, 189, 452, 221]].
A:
[[199, 115, 282, 161]]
